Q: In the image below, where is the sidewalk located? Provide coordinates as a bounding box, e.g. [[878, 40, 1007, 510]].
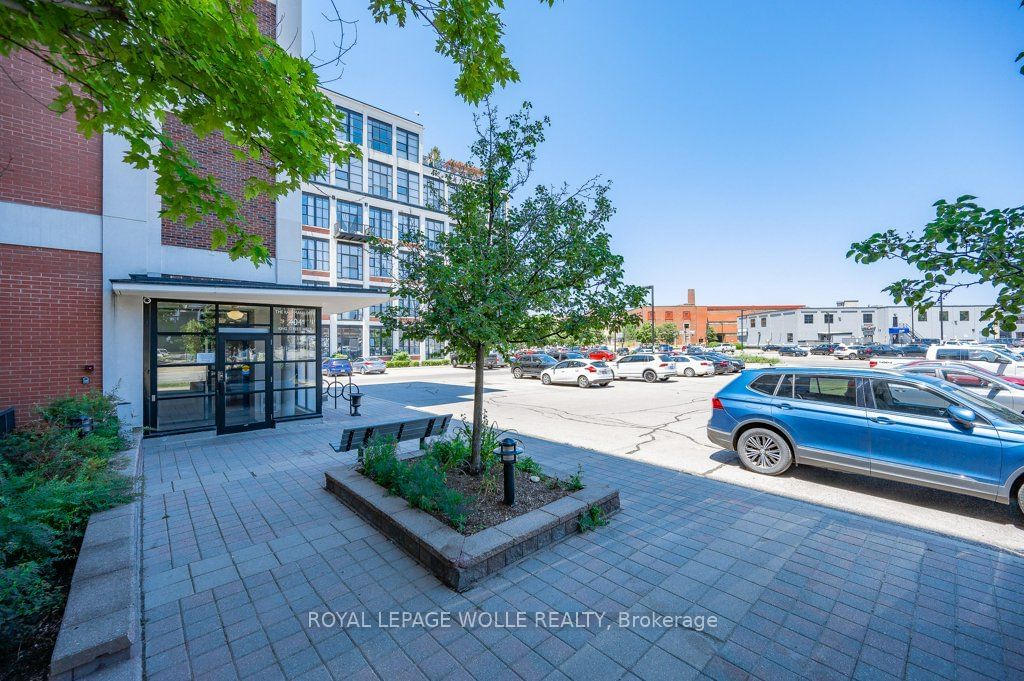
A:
[[138, 395, 1024, 680]]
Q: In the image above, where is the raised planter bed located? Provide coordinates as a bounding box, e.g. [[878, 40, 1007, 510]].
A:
[[324, 465, 620, 591]]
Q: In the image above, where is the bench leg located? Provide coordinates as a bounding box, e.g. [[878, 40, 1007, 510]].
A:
[[357, 447, 364, 464], [419, 437, 427, 451]]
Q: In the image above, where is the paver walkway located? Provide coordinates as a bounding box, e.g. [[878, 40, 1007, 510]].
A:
[[139, 393, 1024, 680]]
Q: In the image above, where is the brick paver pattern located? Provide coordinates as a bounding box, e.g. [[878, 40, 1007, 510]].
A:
[[139, 393, 1024, 680]]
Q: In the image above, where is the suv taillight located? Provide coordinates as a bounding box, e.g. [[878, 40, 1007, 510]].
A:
[[659, 363, 668, 367], [712, 397, 724, 410], [869, 360, 878, 368], [586, 365, 596, 373]]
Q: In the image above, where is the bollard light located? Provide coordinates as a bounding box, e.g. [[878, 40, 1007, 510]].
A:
[[70, 414, 94, 437], [349, 390, 363, 417], [496, 437, 523, 506]]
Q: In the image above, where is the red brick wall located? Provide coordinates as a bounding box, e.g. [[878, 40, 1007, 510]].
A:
[[0, 52, 103, 214], [0, 244, 103, 420], [160, 0, 277, 257]]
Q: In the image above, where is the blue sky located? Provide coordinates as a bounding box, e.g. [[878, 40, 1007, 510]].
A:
[[306, 0, 1023, 307]]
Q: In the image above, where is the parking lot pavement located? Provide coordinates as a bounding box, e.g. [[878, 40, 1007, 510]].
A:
[[354, 363, 1024, 553]]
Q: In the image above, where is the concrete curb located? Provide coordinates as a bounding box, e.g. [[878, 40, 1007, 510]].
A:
[[50, 431, 143, 681], [325, 464, 620, 592]]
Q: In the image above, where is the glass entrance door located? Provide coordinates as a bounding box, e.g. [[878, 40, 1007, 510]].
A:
[[216, 332, 272, 434]]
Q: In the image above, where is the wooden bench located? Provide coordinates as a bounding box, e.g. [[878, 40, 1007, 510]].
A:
[[330, 414, 453, 458]]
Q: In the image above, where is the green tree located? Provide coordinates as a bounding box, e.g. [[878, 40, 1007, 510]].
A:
[[706, 324, 718, 344], [633, 321, 655, 345], [656, 322, 679, 345], [849, 197, 1024, 335], [2, 0, 552, 264], [849, 40, 1024, 334], [380, 102, 646, 470]]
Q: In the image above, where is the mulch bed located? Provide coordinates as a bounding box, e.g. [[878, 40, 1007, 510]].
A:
[[399, 456, 572, 535]]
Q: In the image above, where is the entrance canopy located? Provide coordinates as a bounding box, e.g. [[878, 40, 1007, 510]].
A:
[[110, 274, 390, 314]]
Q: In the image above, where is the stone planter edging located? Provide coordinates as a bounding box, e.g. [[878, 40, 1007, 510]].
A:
[[324, 465, 620, 591]]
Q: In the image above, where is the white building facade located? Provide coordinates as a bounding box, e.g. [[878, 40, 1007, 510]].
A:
[[743, 302, 1002, 346], [298, 92, 453, 361]]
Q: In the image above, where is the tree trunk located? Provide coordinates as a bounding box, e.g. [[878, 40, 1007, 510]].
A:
[[470, 342, 486, 473]]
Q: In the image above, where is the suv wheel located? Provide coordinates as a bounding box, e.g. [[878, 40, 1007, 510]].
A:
[[737, 428, 793, 476], [683, 368, 695, 377], [577, 376, 590, 388], [512, 367, 523, 379], [643, 369, 657, 383], [541, 374, 552, 385]]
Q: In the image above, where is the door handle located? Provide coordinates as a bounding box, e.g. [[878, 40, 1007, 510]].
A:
[[871, 416, 894, 424], [777, 403, 792, 410]]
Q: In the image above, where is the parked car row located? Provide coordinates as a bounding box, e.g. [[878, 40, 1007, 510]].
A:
[[707, 365, 1024, 516], [509, 348, 743, 388], [321, 356, 389, 376]]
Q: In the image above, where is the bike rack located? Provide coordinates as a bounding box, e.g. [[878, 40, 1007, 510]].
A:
[[322, 372, 363, 416]]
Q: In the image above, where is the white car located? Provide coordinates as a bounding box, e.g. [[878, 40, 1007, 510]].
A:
[[670, 355, 715, 377], [540, 359, 613, 387], [832, 344, 865, 360], [925, 345, 1024, 378], [898, 361, 1024, 413], [713, 344, 736, 354], [611, 354, 677, 382]]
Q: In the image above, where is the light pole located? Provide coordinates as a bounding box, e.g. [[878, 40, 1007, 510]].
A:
[[938, 289, 951, 342], [646, 285, 655, 348]]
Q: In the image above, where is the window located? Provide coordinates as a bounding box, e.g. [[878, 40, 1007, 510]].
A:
[[368, 118, 392, 153], [336, 325, 362, 358], [310, 155, 330, 184], [337, 243, 362, 280], [967, 349, 1001, 363], [399, 295, 419, 317], [337, 107, 363, 144], [940, 310, 949, 322], [338, 309, 362, 321], [396, 128, 419, 161], [397, 169, 420, 204], [398, 333, 418, 355], [302, 280, 329, 287], [775, 375, 794, 398], [425, 219, 444, 250], [369, 246, 392, 278], [822, 313, 834, 325], [803, 314, 814, 324], [368, 160, 392, 198], [918, 310, 928, 322], [760, 317, 767, 326], [871, 380, 955, 418], [793, 375, 857, 406], [942, 370, 992, 389], [936, 348, 966, 361], [665, 311, 674, 321], [369, 303, 389, 318], [334, 155, 363, 191], [301, 237, 329, 270], [786, 333, 794, 342], [336, 201, 362, 235], [863, 313, 873, 324], [368, 207, 392, 239], [424, 177, 444, 210], [370, 327, 393, 356], [398, 213, 420, 241], [748, 375, 780, 395], [398, 251, 413, 279], [301, 193, 329, 227], [959, 310, 970, 322]]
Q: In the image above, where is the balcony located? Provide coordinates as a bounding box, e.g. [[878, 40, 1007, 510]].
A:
[[334, 222, 370, 242]]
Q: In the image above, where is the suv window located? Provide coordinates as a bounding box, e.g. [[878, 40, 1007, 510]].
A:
[[639, 355, 653, 362], [872, 380, 955, 418], [935, 348, 966, 361], [942, 370, 992, 388], [776, 375, 794, 398], [967, 349, 1001, 363], [748, 374, 780, 395], [793, 375, 857, 406]]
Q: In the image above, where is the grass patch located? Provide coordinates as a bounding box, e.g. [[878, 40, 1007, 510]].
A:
[[735, 353, 780, 365]]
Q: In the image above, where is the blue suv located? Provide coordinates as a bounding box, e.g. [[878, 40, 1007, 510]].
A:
[[707, 367, 1024, 514]]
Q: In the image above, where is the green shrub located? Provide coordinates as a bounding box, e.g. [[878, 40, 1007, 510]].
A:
[[421, 358, 450, 366], [0, 392, 133, 659], [736, 353, 780, 365], [427, 438, 469, 475], [577, 505, 608, 532], [392, 351, 411, 362], [386, 360, 412, 368], [565, 464, 585, 491], [515, 456, 543, 477]]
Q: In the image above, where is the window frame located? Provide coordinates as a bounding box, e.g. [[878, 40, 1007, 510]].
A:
[[368, 118, 393, 154], [301, 236, 329, 271]]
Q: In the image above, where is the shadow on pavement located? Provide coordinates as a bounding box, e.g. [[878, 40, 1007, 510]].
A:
[[357, 380, 504, 409]]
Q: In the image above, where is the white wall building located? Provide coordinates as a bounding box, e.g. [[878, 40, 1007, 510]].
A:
[[298, 92, 456, 361], [743, 301, 1001, 346]]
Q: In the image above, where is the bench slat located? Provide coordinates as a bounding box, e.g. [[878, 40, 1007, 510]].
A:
[[333, 414, 454, 453]]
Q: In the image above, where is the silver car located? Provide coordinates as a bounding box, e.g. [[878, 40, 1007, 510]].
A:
[[899, 362, 1024, 413], [351, 356, 387, 374]]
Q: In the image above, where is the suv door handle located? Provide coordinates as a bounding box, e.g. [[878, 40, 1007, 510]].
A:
[[776, 403, 792, 410], [871, 416, 893, 424]]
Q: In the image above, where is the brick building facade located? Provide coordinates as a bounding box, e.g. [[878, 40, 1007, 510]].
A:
[[632, 289, 803, 345]]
